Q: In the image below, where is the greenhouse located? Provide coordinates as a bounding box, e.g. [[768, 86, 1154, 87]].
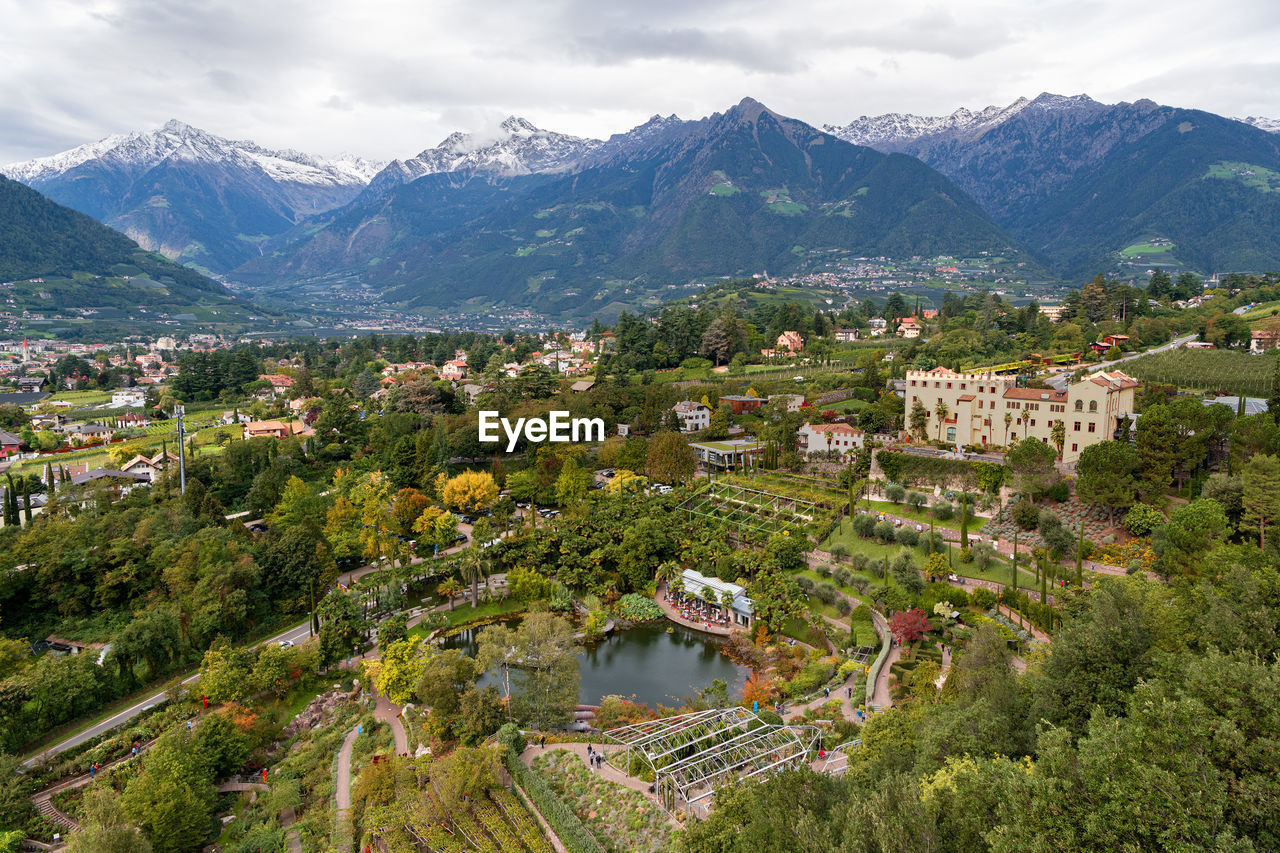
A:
[[603, 708, 824, 818]]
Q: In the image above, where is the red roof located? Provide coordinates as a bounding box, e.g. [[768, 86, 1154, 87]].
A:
[[1002, 387, 1067, 401]]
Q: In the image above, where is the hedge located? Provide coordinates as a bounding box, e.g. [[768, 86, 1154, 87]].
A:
[[505, 751, 607, 853], [876, 451, 1005, 493]]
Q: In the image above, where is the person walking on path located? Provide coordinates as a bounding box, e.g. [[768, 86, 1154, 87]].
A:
[[540, 735, 546, 748]]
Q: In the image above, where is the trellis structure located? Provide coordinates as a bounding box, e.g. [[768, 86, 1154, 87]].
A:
[[603, 708, 823, 818], [678, 481, 819, 539]]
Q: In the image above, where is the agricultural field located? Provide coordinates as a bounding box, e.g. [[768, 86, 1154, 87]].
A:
[[1122, 347, 1276, 396], [1239, 300, 1280, 322], [1205, 161, 1280, 192]]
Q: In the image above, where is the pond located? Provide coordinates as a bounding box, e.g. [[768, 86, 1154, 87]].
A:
[[440, 619, 748, 708]]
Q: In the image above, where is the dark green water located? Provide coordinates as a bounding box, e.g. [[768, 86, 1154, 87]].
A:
[[440, 620, 747, 708]]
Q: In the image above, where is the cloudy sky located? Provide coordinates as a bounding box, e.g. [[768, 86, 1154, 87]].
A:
[[2, 0, 1278, 164]]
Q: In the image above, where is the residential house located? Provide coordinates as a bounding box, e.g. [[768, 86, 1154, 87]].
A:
[[672, 401, 712, 432], [776, 331, 804, 353], [867, 318, 888, 337], [898, 318, 922, 339], [1251, 328, 1280, 353], [1090, 334, 1130, 354], [69, 424, 114, 443], [244, 420, 310, 439], [796, 422, 865, 457], [0, 430, 20, 457], [834, 328, 860, 343], [440, 360, 468, 381]]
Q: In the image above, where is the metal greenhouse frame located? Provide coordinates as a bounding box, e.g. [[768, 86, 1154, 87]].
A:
[[603, 708, 824, 818], [678, 482, 818, 539]]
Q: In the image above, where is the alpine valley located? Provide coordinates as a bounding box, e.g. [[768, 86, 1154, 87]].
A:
[[6, 94, 1280, 322]]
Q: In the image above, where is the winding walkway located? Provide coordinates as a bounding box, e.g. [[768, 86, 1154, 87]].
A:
[[333, 724, 360, 848], [374, 696, 408, 755]]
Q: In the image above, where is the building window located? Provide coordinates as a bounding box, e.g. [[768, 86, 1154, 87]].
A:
[[1072, 443, 1078, 452], [946, 427, 956, 442], [978, 400, 984, 409], [910, 380, 916, 387], [1089, 400, 1098, 412], [1088, 423, 1096, 433], [1030, 419, 1036, 427], [946, 382, 952, 389], [960, 383, 966, 390], [934, 382, 940, 388], [1075, 400, 1083, 411], [1074, 422, 1081, 431]]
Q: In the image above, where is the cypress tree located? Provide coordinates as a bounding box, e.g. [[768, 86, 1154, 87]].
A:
[[45, 462, 54, 496], [4, 474, 17, 527], [21, 479, 31, 525]]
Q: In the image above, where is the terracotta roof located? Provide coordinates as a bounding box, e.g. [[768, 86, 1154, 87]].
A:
[[805, 423, 865, 435], [1087, 370, 1139, 390], [1002, 387, 1067, 401], [956, 394, 976, 402]]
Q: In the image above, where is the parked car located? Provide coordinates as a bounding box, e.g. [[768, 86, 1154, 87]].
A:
[[453, 532, 468, 544], [278, 639, 295, 648]]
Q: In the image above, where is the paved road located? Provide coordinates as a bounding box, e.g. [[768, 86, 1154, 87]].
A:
[[21, 618, 315, 769], [1094, 333, 1198, 371]]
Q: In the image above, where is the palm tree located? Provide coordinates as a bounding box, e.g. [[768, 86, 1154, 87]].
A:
[[720, 589, 736, 619], [459, 546, 488, 608], [934, 401, 950, 442], [1003, 411, 1013, 447], [656, 560, 682, 587], [438, 578, 462, 610], [1051, 419, 1066, 459]]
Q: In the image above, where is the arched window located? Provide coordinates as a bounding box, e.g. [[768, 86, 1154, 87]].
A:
[[1089, 400, 1098, 412], [1074, 400, 1083, 411]]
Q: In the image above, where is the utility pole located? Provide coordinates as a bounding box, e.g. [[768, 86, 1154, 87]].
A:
[[175, 405, 187, 495]]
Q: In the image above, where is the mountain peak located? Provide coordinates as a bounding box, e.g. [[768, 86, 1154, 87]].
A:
[[499, 116, 541, 136], [729, 97, 775, 122]]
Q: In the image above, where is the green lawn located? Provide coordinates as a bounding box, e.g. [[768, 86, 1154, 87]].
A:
[[859, 499, 984, 532], [410, 597, 527, 636]]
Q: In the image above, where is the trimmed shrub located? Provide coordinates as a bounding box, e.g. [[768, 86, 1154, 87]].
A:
[[885, 483, 906, 503], [931, 500, 953, 521], [895, 527, 920, 547], [1012, 499, 1040, 530]]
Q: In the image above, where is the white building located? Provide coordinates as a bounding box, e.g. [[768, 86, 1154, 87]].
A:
[[796, 422, 865, 457], [672, 401, 712, 432], [678, 569, 753, 628], [110, 389, 147, 408]]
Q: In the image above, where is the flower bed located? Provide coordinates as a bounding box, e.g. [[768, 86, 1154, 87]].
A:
[[1095, 537, 1156, 572], [531, 749, 672, 853]]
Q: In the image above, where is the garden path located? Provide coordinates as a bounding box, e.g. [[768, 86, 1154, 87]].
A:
[[374, 695, 408, 755], [519, 742, 681, 829], [333, 724, 359, 820]]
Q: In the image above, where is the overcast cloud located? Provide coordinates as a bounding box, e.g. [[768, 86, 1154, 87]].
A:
[[1, 0, 1277, 163]]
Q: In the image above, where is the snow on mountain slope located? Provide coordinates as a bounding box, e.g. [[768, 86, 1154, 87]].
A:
[[2, 120, 384, 188], [824, 97, 1031, 150], [1239, 116, 1280, 134], [365, 117, 600, 195]]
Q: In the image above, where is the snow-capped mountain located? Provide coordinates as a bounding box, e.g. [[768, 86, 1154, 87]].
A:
[[3, 120, 383, 190], [1239, 116, 1280, 134], [365, 117, 601, 196], [824, 97, 1030, 151], [1, 120, 385, 272]]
